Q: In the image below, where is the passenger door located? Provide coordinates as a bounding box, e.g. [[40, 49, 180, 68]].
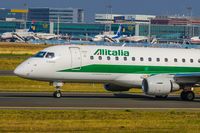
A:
[[69, 47, 81, 70]]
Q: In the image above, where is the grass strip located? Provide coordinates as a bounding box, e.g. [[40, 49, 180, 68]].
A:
[[0, 110, 199, 132], [0, 43, 48, 55], [0, 43, 47, 70], [0, 54, 32, 70], [0, 76, 142, 93], [0, 76, 106, 92], [1, 76, 200, 94]]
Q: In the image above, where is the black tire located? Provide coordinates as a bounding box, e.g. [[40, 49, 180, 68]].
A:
[[53, 91, 62, 98], [180, 91, 187, 100], [181, 91, 195, 101], [185, 91, 195, 101]]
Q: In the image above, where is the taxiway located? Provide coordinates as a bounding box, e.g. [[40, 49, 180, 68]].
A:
[[0, 92, 199, 109]]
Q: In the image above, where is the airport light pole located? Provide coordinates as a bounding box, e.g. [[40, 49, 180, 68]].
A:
[[105, 1, 112, 32], [57, 15, 60, 37], [186, 6, 193, 38], [187, 6, 192, 18], [108, 4, 112, 32], [23, 3, 28, 29], [148, 18, 151, 43]]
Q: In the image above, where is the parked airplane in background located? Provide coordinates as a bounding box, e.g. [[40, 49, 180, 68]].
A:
[[1, 22, 58, 42], [1, 25, 36, 42], [14, 45, 200, 101], [190, 36, 200, 44], [34, 33, 58, 40], [120, 36, 148, 43], [92, 24, 126, 42]]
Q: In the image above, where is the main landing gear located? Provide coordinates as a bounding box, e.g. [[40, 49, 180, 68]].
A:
[[51, 82, 64, 98], [180, 87, 195, 101]]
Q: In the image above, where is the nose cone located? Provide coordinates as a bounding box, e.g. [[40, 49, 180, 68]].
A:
[[14, 59, 32, 78], [14, 65, 26, 77]]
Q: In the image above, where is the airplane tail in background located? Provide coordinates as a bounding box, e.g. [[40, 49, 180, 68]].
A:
[[116, 24, 123, 37], [28, 23, 36, 32]]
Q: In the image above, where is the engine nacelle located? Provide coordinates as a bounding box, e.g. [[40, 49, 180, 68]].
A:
[[142, 76, 180, 96], [104, 84, 131, 92]]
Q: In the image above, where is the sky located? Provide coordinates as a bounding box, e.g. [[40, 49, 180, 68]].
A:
[[0, 0, 199, 22]]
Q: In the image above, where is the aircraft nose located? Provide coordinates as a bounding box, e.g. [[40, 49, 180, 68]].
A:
[[14, 61, 32, 78], [14, 65, 26, 77]]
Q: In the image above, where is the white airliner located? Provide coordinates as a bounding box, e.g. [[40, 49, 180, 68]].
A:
[[14, 45, 200, 100], [121, 36, 148, 43], [1, 23, 58, 41], [1, 29, 34, 41], [34, 33, 59, 40], [92, 24, 126, 42], [190, 36, 200, 44]]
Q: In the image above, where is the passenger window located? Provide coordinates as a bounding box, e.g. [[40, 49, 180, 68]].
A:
[[132, 57, 135, 61], [174, 58, 178, 62], [90, 56, 94, 60], [98, 56, 102, 60], [34, 51, 46, 58], [124, 57, 127, 61], [164, 58, 168, 62], [115, 57, 119, 61], [148, 57, 152, 62], [182, 58, 186, 63], [107, 56, 111, 60], [140, 57, 144, 61], [190, 59, 193, 63], [198, 59, 200, 63], [45, 52, 55, 59], [156, 58, 160, 62]]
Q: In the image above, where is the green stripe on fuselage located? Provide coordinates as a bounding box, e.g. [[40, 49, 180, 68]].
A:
[[58, 64, 200, 74]]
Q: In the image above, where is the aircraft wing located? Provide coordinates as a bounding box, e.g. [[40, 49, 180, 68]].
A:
[[174, 73, 200, 85], [103, 36, 116, 43]]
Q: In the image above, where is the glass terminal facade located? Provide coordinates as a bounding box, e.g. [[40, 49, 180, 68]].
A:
[[0, 21, 200, 39], [28, 8, 84, 23], [28, 8, 50, 22]]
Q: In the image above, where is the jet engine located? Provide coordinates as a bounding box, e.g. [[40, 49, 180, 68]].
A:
[[142, 76, 180, 96], [104, 84, 131, 92]]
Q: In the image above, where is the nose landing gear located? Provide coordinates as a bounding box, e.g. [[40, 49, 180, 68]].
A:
[[53, 89, 62, 98], [51, 82, 64, 98]]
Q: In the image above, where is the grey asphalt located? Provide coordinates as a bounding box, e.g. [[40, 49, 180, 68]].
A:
[[0, 92, 199, 109], [0, 71, 200, 109], [0, 70, 14, 76]]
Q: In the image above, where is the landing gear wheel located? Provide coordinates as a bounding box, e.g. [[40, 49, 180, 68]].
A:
[[53, 90, 62, 98], [181, 91, 195, 101], [185, 91, 195, 101], [50, 82, 64, 98], [181, 91, 187, 100]]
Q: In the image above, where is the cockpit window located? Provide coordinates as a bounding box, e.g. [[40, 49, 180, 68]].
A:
[[33, 51, 46, 58], [45, 52, 55, 58]]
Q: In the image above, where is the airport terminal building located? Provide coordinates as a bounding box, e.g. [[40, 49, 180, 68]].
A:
[[28, 7, 84, 23], [95, 14, 155, 24], [0, 7, 84, 23], [1, 21, 199, 39], [0, 8, 200, 39]]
